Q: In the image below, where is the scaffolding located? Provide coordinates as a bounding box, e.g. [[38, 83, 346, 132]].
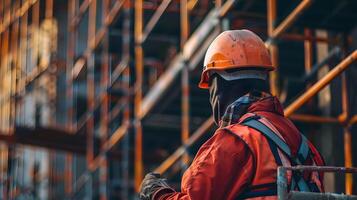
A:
[[0, 0, 356, 199], [277, 166, 357, 200]]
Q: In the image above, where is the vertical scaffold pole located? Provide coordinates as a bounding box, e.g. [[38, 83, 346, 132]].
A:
[[342, 71, 352, 194], [181, 0, 190, 171], [267, 0, 279, 96], [100, 0, 109, 198], [134, 0, 143, 192], [122, 1, 131, 199], [65, 0, 76, 197]]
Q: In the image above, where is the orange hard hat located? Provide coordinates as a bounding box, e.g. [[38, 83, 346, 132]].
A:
[[198, 29, 275, 89]]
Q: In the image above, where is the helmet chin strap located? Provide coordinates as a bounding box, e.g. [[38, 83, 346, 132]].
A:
[[211, 93, 221, 125], [209, 77, 221, 125]]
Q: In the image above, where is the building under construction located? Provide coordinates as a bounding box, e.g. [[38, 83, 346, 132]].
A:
[[0, 0, 357, 199]]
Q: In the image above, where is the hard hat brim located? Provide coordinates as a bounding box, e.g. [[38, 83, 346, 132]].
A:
[[198, 64, 274, 89]]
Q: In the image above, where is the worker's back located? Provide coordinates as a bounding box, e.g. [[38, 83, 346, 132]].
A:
[[143, 96, 325, 200], [222, 96, 325, 199]]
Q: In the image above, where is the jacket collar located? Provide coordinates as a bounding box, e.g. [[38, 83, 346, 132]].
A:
[[220, 91, 283, 127], [247, 96, 284, 116]]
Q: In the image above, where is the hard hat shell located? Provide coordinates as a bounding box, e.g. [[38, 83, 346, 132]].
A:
[[198, 29, 275, 89]]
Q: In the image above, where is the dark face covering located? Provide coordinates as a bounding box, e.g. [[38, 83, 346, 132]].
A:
[[208, 76, 266, 126]]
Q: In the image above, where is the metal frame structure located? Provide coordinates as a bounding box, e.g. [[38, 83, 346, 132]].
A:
[[0, 0, 356, 199], [152, 0, 357, 195], [277, 166, 357, 200], [66, 0, 132, 198]]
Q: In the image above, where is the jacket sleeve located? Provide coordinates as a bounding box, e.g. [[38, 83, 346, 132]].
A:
[[153, 129, 255, 200]]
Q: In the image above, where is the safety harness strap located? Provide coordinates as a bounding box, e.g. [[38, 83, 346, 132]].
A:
[[267, 138, 283, 166], [242, 119, 292, 157], [291, 175, 311, 192], [297, 134, 310, 165], [242, 117, 311, 164], [241, 117, 313, 193]]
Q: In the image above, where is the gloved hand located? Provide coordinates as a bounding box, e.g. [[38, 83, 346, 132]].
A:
[[139, 173, 174, 200]]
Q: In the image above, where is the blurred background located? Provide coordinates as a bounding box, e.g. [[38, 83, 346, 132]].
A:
[[0, 0, 357, 199]]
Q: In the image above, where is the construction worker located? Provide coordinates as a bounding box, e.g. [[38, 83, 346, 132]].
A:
[[139, 30, 325, 200]]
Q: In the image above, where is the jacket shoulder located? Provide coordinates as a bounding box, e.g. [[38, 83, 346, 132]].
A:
[[221, 123, 259, 148], [222, 123, 267, 160], [207, 127, 251, 153]]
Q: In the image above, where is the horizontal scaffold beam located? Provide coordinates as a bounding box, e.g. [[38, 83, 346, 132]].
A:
[[0, 126, 85, 154]]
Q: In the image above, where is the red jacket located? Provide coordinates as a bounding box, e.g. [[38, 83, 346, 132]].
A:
[[154, 97, 324, 200]]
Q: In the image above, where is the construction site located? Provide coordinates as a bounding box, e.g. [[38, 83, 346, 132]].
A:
[[0, 0, 357, 199]]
